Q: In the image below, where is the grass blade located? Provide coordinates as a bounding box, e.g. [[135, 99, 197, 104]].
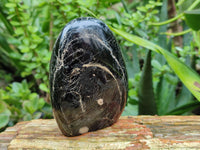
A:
[[156, 76, 177, 115], [109, 26, 200, 101], [138, 50, 157, 115], [162, 29, 192, 36], [149, 0, 200, 26], [166, 101, 200, 115], [0, 9, 14, 35]]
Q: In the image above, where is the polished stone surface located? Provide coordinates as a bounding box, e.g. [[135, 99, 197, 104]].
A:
[[50, 17, 128, 136]]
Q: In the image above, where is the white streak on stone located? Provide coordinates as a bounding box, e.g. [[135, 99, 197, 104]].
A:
[[71, 67, 80, 75], [82, 34, 126, 82], [79, 94, 85, 113], [52, 37, 81, 93], [83, 63, 122, 101], [72, 91, 85, 113]]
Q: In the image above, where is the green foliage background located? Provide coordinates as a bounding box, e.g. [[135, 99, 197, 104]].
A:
[[0, 0, 200, 130]]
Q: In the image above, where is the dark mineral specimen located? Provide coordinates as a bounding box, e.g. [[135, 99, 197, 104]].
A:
[[50, 17, 128, 136]]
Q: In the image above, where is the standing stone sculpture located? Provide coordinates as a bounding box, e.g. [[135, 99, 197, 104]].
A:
[[49, 17, 128, 136]]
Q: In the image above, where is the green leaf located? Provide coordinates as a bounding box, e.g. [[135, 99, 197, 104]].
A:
[[162, 29, 192, 36], [149, 13, 184, 26], [152, 60, 162, 70], [24, 93, 45, 114], [33, 112, 42, 119], [15, 28, 24, 35], [23, 100, 36, 114], [80, 6, 97, 18], [39, 83, 49, 93], [29, 93, 38, 100], [38, 98, 45, 110], [0, 9, 14, 34], [138, 51, 157, 115], [0, 102, 11, 129], [20, 4, 29, 10], [156, 76, 177, 115], [132, 46, 140, 74], [23, 94, 38, 114], [150, 0, 200, 26], [176, 85, 193, 107], [23, 113, 32, 121], [128, 88, 138, 104], [31, 34, 43, 43], [19, 45, 30, 53], [166, 101, 200, 115], [27, 26, 38, 33], [10, 21, 20, 26], [76, 0, 96, 8], [0, 109, 11, 129], [178, 0, 198, 13], [121, 104, 138, 116], [0, 101, 7, 113], [184, 9, 200, 31], [5, 3, 17, 8], [109, 26, 200, 102], [12, 82, 22, 93], [0, 33, 14, 53], [128, 78, 134, 89], [121, 46, 135, 78]]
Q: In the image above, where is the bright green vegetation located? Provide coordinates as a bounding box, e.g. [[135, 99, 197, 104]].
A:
[[0, 0, 200, 130]]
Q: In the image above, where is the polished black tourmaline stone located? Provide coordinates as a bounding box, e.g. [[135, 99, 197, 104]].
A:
[[50, 17, 128, 136]]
